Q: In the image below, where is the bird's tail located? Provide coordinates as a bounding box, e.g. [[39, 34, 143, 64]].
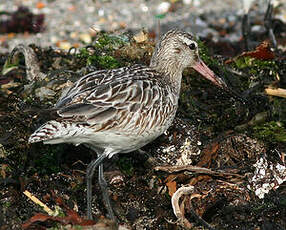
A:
[[29, 120, 64, 144]]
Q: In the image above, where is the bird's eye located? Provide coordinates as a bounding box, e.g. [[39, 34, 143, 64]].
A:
[[189, 43, 196, 50]]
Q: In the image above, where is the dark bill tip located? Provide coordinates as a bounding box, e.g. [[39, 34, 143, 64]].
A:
[[192, 58, 247, 104], [192, 58, 227, 89]]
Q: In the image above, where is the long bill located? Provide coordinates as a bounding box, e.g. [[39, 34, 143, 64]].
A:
[[192, 58, 227, 89], [192, 58, 247, 104]]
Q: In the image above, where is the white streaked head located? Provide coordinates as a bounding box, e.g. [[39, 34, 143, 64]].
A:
[[151, 30, 228, 89], [150, 30, 199, 72]]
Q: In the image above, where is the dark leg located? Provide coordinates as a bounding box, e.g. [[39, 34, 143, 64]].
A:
[[98, 163, 116, 221], [86, 153, 107, 220]]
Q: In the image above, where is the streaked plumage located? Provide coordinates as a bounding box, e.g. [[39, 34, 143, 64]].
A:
[[29, 30, 227, 220], [30, 64, 178, 154]]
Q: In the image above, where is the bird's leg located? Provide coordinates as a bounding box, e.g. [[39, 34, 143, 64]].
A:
[[98, 163, 116, 221], [264, 0, 277, 50], [242, 12, 250, 51], [86, 153, 107, 220]]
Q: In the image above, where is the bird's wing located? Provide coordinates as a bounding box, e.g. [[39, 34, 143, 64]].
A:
[[55, 66, 176, 131], [56, 66, 133, 107]]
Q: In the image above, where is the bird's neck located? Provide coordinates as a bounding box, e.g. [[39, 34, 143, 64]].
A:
[[150, 57, 184, 95]]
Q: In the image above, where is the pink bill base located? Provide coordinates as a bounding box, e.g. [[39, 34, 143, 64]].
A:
[[192, 58, 227, 88]]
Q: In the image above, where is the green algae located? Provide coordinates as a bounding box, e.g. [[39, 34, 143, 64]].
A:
[[229, 55, 286, 145], [197, 40, 220, 67], [253, 121, 286, 143], [77, 47, 121, 69], [94, 33, 127, 50], [233, 56, 279, 86], [1, 60, 19, 76], [88, 52, 120, 69], [76, 33, 127, 69], [233, 56, 278, 73]]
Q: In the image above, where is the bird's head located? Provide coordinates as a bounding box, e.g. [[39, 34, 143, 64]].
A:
[[151, 30, 228, 89]]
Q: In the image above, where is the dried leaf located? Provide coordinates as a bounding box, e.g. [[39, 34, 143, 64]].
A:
[[197, 142, 219, 167], [225, 41, 275, 64], [133, 31, 148, 43], [36, 2, 46, 9], [22, 213, 96, 229], [22, 213, 52, 229], [189, 175, 212, 185], [22, 192, 96, 229], [166, 180, 177, 197], [241, 41, 275, 60]]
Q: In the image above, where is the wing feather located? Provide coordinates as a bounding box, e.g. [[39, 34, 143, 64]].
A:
[[55, 65, 176, 132]]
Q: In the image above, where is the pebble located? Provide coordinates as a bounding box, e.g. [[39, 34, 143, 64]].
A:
[[57, 41, 72, 50], [0, 0, 285, 53], [156, 2, 171, 14], [183, 0, 192, 5], [195, 17, 207, 27], [79, 33, 92, 44], [140, 4, 149, 12], [35, 87, 56, 100], [251, 25, 265, 33], [133, 31, 148, 43]]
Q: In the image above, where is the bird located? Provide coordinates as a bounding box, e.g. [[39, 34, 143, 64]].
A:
[[28, 30, 229, 221]]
